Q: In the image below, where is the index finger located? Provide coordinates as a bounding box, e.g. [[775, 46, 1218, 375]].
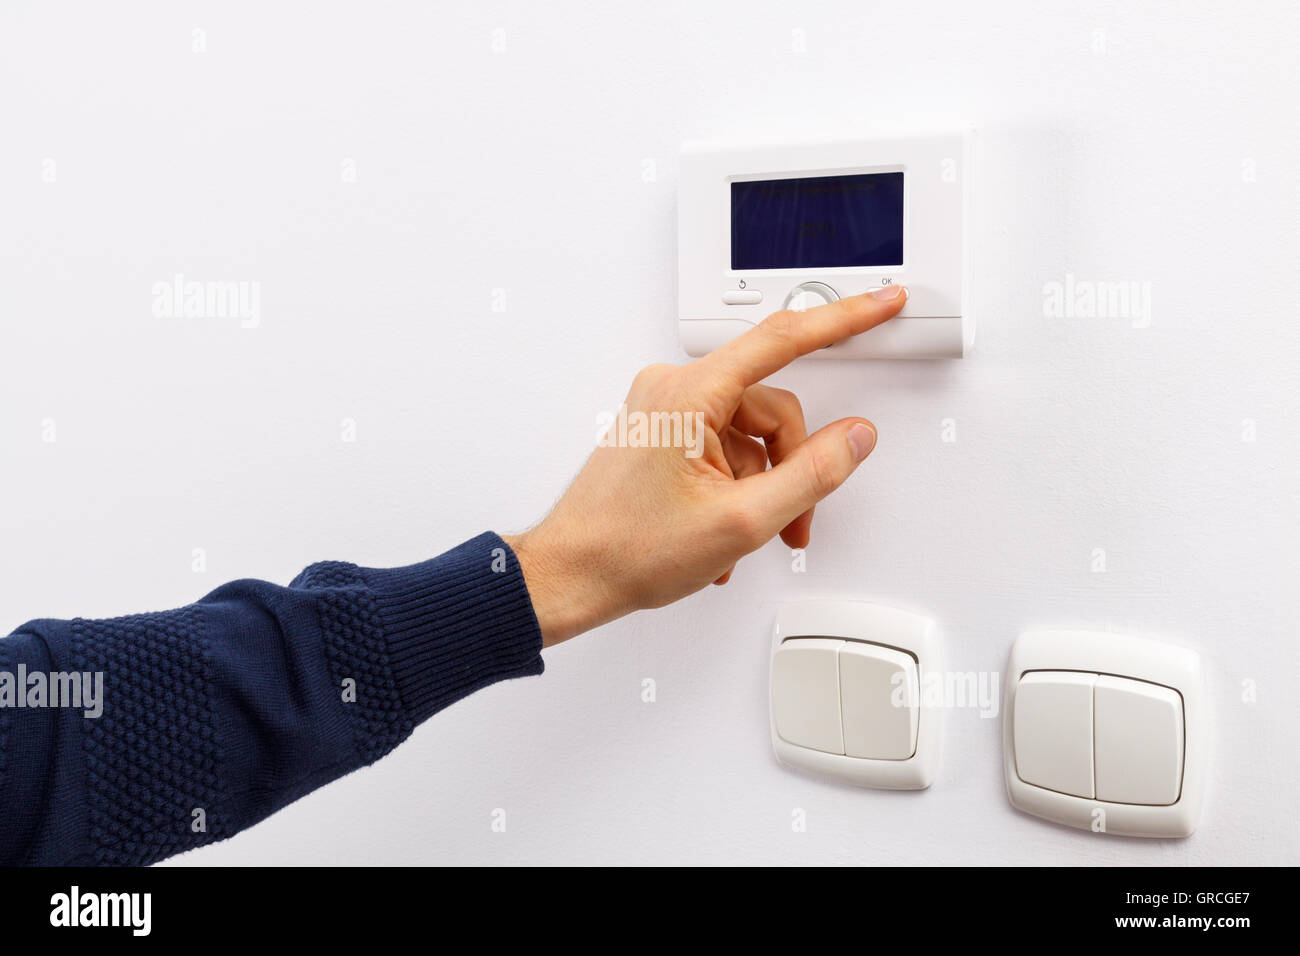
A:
[[699, 286, 908, 387]]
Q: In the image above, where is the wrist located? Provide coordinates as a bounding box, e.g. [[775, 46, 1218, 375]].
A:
[[504, 524, 623, 646]]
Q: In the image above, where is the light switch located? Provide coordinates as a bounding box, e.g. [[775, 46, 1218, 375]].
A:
[[770, 638, 844, 755], [839, 643, 918, 760], [769, 601, 941, 789], [1013, 671, 1096, 799], [1002, 629, 1206, 838], [1094, 676, 1184, 806]]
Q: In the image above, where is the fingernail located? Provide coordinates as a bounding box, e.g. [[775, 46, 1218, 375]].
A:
[[870, 285, 905, 300], [847, 422, 877, 462]]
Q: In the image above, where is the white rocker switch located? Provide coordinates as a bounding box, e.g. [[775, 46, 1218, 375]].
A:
[[839, 642, 919, 761], [1094, 676, 1185, 806], [769, 600, 940, 790], [770, 638, 844, 755], [1002, 630, 1205, 838], [1012, 671, 1097, 799]]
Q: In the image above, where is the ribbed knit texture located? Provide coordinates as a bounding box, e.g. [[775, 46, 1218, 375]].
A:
[[0, 531, 544, 865], [361, 534, 546, 725]]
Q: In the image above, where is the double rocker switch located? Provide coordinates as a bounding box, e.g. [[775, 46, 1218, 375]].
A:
[[1014, 671, 1184, 806], [771, 638, 918, 761], [770, 612, 1204, 837]]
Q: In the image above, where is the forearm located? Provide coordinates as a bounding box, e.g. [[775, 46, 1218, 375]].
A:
[[0, 531, 543, 866]]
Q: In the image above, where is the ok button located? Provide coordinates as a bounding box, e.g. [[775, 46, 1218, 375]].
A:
[[783, 281, 839, 312]]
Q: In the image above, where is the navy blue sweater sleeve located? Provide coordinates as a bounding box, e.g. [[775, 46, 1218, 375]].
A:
[[0, 532, 544, 866]]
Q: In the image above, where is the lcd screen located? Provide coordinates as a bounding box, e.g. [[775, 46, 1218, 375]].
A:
[[730, 171, 904, 270]]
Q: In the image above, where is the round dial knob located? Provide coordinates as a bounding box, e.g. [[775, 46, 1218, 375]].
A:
[[782, 281, 839, 312]]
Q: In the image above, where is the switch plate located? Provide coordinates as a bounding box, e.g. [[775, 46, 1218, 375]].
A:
[[770, 600, 940, 790], [1002, 630, 1206, 838]]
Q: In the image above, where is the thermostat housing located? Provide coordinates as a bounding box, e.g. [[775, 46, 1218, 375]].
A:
[[678, 128, 974, 359]]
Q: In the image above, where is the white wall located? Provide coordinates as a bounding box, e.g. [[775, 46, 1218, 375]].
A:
[[2, 0, 1297, 865]]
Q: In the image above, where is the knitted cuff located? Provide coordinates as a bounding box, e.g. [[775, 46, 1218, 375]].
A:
[[360, 532, 545, 726]]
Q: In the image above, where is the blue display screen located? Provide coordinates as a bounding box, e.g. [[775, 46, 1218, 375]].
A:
[[730, 171, 904, 270]]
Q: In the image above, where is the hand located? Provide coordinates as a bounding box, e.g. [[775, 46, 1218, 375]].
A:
[[504, 286, 908, 646]]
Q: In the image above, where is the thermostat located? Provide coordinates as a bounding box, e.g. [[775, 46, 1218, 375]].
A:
[[678, 128, 974, 359]]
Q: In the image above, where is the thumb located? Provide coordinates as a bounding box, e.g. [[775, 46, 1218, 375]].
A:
[[732, 419, 877, 538]]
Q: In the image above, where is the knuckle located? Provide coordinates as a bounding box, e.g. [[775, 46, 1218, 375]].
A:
[[752, 311, 802, 368], [771, 386, 803, 419], [763, 309, 802, 345], [632, 362, 674, 390], [831, 296, 862, 333], [725, 504, 767, 549], [807, 451, 839, 499]]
